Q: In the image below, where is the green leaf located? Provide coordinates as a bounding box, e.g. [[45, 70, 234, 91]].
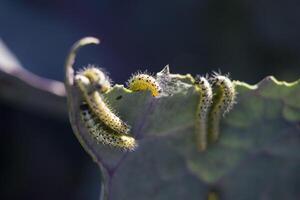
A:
[[68, 73, 300, 200]]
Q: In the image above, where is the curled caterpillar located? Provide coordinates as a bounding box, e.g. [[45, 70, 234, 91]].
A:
[[127, 73, 162, 97], [77, 65, 111, 93], [194, 75, 213, 151], [75, 66, 130, 134], [80, 103, 137, 151], [208, 73, 236, 142]]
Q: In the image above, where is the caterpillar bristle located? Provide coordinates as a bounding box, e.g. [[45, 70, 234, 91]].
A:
[[208, 73, 236, 142], [80, 103, 137, 151], [127, 72, 162, 97], [194, 75, 213, 151], [77, 65, 112, 93], [210, 73, 236, 114], [75, 66, 130, 134]]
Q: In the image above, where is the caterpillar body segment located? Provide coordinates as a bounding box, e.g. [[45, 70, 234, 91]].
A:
[[86, 92, 130, 134], [194, 76, 213, 151], [127, 73, 162, 97], [75, 66, 130, 134], [208, 73, 236, 142], [195, 76, 213, 117], [80, 103, 137, 151]]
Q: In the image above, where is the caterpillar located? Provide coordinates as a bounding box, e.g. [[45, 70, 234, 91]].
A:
[[208, 72, 236, 142], [194, 75, 213, 151], [80, 103, 137, 151], [75, 66, 130, 134], [127, 73, 162, 97], [79, 65, 111, 93]]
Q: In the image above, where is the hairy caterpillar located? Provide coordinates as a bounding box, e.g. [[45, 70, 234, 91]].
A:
[[208, 73, 236, 142], [194, 75, 213, 151], [78, 65, 111, 93], [75, 66, 130, 134], [80, 103, 137, 151], [127, 73, 162, 97]]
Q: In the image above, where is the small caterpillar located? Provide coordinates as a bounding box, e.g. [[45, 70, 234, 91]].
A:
[[127, 73, 162, 97], [75, 66, 130, 134], [79, 65, 111, 93], [80, 103, 137, 151], [194, 75, 213, 151], [208, 72, 236, 142]]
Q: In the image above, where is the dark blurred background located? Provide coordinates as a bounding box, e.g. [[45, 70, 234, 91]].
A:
[[1, 0, 300, 200]]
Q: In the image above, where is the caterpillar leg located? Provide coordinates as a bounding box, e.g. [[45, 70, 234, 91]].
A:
[[80, 103, 137, 151], [75, 65, 130, 134], [127, 73, 162, 97], [208, 73, 236, 142], [194, 76, 213, 151]]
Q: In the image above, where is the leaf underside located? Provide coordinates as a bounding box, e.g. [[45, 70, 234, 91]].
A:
[[69, 74, 300, 200]]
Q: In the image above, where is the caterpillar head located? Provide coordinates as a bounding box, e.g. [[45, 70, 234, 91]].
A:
[[75, 74, 92, 93], [210, 72, 231, 87], [195, 75, 210, 89], [76, 66, 111, 93], [209, 72, 236, 115]]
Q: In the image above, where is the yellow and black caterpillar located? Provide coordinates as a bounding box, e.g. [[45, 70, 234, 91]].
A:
[[208, 73, 236, 142], [80, 102, 137, 151], [194, 75, 213, 151], [127, 73, 162, 97], [75, 66, 130, 134], [75, 65, 137, 150]]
